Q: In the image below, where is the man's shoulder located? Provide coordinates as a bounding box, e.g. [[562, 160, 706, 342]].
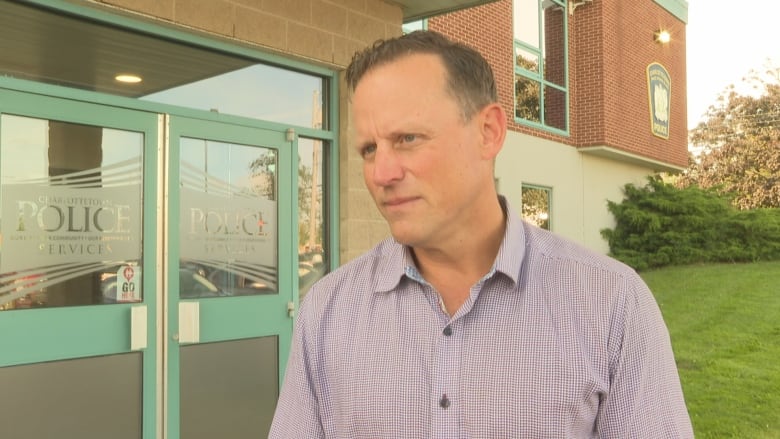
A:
[[301, 237, 401, 307], [327, 237, 399, 281], [520, 222, 655, 324], [522, 222, 638, 278]]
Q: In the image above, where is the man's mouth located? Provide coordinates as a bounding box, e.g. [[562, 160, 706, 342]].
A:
[[383, 196, 419, 208]]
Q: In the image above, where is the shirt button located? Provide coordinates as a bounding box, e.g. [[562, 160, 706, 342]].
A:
[[439, 395, 450, 409], [442, 325, 452, 336]]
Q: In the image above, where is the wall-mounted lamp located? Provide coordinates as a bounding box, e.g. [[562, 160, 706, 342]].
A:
[[654, 29, 671, 44], [285, 128, 296, 142]]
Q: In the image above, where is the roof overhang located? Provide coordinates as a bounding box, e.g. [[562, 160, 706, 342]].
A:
[[579, 146, 686, 174], [394, 0, 500, 23]]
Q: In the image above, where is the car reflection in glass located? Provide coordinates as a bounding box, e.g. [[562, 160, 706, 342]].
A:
[[101, 265, 228, 303], [0, 274, 48, 310], [178, 266, 228, 299], [100, 254, 326, 303], [206, 269, 274, 296]]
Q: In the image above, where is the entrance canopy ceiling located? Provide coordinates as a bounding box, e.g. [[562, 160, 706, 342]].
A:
[[0, 1, 253, 98]]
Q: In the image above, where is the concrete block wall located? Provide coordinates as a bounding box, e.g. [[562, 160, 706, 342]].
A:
[[94, 0, 402, 66]]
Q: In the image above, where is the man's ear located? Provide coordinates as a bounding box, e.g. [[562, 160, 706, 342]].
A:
[[478, 103, 507, 160]]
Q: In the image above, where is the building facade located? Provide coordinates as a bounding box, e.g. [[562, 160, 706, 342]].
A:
[[0, 0, 687, 437]]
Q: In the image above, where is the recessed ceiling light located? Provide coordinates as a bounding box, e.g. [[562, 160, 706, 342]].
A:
[[115, 74, 142, 83]]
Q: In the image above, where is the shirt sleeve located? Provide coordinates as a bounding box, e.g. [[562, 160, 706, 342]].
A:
[[268, 301, 326, 439], [597, 274, 695, 438]]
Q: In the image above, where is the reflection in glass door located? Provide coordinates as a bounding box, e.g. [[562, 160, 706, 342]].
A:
[[167, 117, 294, 439], [178, 137, 278, 298], [0, 115, 144, 309]]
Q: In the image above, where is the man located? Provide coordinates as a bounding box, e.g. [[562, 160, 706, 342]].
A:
[[270, 30, 693, 438]]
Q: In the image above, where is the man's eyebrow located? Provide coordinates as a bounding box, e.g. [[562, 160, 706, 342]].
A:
[[353, 127, 418, 149], [383, 129, 415, 140]]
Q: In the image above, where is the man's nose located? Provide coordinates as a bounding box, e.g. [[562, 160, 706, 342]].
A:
[[369, 145, 404, 187]]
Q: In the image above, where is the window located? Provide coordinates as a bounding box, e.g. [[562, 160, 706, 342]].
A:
[[521, 184, 552, 230], [142, 64, 326, 129], [0, 115, 144, 309], [513, 0, 568, 133], [178, 137, 279, 298]]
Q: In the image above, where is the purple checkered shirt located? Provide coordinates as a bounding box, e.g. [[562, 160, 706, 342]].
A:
[[270, 198, 693, 438]]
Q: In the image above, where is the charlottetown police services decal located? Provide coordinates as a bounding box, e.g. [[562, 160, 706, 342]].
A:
[[647, 62, 671, 139]]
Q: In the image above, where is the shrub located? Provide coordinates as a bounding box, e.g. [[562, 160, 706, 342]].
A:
[[601, 176, 780, 270]]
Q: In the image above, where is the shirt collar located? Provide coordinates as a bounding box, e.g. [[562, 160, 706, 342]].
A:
[[374, 196, 525, 292], [493, 196, 524, 285]]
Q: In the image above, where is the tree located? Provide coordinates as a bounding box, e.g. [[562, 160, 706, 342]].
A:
[[297, 154, 314, 246], [248, 152, 276, 200], [515, 55, 541, 121], [678, 62, 780, 209], [521, 186, 550, 229]]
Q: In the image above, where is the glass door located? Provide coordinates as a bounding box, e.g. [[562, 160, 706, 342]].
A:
[[166, 116, 294, 439], [0, 90, 297, 439], [0, 89, 159, 438]]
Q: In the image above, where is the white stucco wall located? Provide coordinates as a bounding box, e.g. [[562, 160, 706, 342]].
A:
[[496, 131, 653, 254]]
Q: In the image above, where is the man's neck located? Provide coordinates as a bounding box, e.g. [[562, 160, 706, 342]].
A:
[[412, 197, 507, 315]]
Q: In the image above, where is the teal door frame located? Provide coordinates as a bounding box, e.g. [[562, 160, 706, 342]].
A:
[[0, 87, 161, 438]]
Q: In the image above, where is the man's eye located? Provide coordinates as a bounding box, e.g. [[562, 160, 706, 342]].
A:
[[401, 134, 416, 143], [360, 144, 377, 158]]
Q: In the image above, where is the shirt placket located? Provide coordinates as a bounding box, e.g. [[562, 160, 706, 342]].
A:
[[431, 313, 463, 439]]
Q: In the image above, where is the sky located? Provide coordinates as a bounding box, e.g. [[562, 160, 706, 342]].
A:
[[685, 0, 779, 129]]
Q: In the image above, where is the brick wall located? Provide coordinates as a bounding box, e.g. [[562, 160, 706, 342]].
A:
[[429, 0, 688, 168], [590, 0, 688, 166], [428, 1, 517, 135]]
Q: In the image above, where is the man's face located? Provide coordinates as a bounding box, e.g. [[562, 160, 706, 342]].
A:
[[351, 53, 494, 249]]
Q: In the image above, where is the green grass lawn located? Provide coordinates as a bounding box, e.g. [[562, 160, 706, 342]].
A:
[[641, 261, 780, 438]]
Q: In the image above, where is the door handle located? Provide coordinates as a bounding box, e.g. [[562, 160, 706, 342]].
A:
[[130, 305, 147, 350], [178, 301, 200, 344]]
